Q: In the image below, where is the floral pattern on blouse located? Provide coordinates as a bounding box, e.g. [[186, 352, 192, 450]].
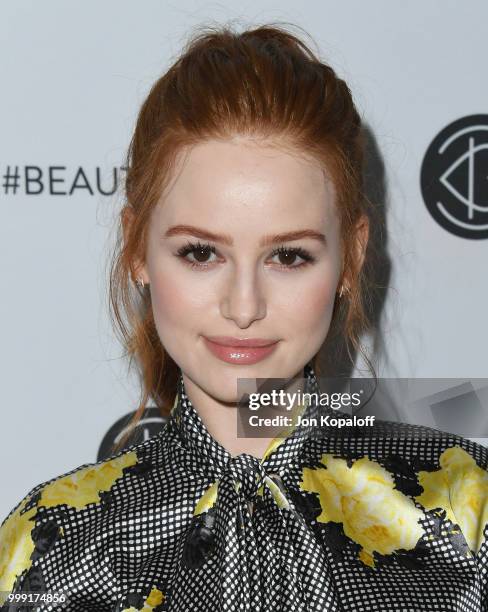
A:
[[0, 452, 138, 607], [121, 586, 165, 611], [0, 364, 487, 611], [415, 445, 488, 554], [298, 453, 426, 568]]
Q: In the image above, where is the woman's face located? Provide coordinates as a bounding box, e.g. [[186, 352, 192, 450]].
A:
[[139, 137, 344, 402]]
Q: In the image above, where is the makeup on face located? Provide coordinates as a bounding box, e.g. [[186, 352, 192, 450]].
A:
[[202, 336, 280, 365], [142, 138, 342, 404]]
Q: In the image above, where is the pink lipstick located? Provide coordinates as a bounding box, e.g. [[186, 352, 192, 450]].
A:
[[202, 336, 279, 365]]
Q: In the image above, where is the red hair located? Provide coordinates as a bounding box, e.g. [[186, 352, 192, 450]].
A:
[[108, 24, 378, 452]]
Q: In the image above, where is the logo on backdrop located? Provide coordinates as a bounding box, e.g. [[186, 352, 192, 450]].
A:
[[97, 407, 167, 461], [420, 114, 488, 239], [0, 165, 126, 196]]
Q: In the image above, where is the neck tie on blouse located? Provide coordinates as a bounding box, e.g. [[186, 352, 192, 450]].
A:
[[165, 364, 343, 612]]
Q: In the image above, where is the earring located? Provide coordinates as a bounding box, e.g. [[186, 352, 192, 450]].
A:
[[136, 276, 145, 288], [339, 284, 349, 298]]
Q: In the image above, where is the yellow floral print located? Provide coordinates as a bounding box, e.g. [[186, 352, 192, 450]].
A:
[[0, 498, 37, 605], [39, 452, 138, 510], [261, 435, 286, 463], [194, 471, 290, 517], [194, 481, 219, 516], [192, 400, 307, 518], [122, 586, 165, 611], [0, 451, 139, 604], [259, 475, 290, 510], [415, 446, 488, 554], [299, 454, 425, 568]]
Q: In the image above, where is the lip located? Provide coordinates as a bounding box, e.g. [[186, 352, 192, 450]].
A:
[[203, 336, 280, 365], [204, 336, 279, 347]]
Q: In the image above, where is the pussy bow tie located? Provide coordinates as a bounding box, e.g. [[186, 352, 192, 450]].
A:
[[166, 364, 342, 612]]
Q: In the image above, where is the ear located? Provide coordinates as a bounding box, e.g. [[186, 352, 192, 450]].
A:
[[121, 206, 149, 284]]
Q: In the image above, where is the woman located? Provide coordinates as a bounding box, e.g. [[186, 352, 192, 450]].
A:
[[1, 24, 487, 612]]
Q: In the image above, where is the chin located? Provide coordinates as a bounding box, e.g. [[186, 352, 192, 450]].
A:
[[202, 359, 302, 401]]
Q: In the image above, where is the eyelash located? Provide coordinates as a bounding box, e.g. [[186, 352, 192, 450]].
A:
[[175, 240, 316, 271]]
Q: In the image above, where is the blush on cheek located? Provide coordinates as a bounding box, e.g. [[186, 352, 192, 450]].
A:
[[307, 278, 337, 318], [149, 273, 208, 341], [148, 281, 186, 365], [296, 281, 337, 349], [150, 280, 183, 320], [149, 264, 201, 309]]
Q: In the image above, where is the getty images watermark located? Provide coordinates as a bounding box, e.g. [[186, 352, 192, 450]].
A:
[[246, 388, 375, 429], [236, 379, 377, 439], [236, 376, 488, 440]]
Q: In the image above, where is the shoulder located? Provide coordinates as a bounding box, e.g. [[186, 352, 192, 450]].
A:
[[307, 416, 488, 469], [303, 422, 488, 557], [412, 432, 488, 560], [0, 433, 164, 604]]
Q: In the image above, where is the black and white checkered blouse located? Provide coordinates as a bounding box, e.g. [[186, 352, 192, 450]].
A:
[[1, 364, 488, 611]]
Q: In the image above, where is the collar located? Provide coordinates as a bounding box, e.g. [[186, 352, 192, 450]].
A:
[[167, 363, 323, 477]]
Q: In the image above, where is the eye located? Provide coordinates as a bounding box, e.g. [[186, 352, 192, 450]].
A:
[[176, 241, 219, 268], [268, 246, 315, 270], [175, 241, 316, 271]]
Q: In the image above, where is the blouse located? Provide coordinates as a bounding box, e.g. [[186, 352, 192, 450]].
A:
[[1, 364, 487, 611]]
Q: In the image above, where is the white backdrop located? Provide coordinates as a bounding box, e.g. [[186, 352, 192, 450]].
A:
[[1, 0, 487, 519]]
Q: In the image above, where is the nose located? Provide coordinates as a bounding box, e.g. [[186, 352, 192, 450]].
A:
[[220, 264, 267, 328]]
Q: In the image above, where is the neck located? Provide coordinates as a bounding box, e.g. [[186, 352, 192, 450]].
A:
[[182, 368, 307, 459]]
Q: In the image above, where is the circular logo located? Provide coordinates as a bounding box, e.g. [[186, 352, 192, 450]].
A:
[[97, 407, 167, 461], [420, 114, 488, 239]]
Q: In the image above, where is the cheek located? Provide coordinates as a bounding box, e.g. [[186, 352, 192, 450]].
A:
[[148, 267, 213, 332], [274, 271, 338, 332], [148, 272, 200, 366], [302, 287, 336, 338], [149, 273, 184, 325], [308, 275, 337, 321]]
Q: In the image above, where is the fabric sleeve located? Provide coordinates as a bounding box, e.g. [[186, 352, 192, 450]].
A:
[[0, 481, 47, 605], [451, 438, 488, 611]]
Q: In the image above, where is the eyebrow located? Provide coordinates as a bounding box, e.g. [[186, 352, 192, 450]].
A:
[[163, 224, 327, 247]]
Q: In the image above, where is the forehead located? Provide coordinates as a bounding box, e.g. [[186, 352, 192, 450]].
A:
[[154, 138, 338, 228]]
